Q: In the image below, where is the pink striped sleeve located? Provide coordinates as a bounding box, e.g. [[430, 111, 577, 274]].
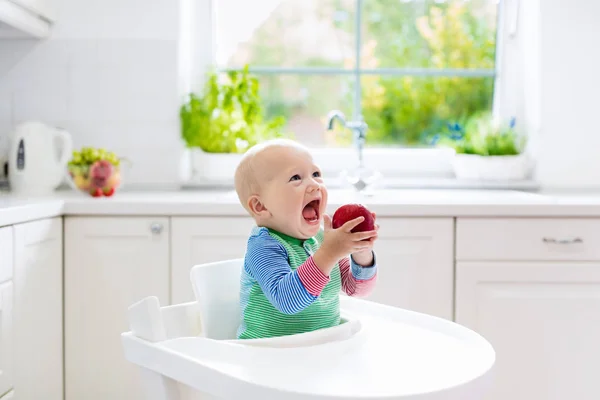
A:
[[339, 256, 377, 297], [297, 256, 330, 296]]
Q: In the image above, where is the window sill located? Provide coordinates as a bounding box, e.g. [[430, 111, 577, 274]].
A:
[[179, 145, 539, 192], [180, 177, 539, 192]]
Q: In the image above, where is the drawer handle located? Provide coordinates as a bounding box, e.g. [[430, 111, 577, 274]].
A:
[[542, 237, 583, 244]]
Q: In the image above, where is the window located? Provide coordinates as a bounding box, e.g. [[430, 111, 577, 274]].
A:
[[213, 0, 499, 150]]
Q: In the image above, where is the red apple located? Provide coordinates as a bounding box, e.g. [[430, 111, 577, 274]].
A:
[[90, 160, 113, 189], [332, 204, 375, 232]]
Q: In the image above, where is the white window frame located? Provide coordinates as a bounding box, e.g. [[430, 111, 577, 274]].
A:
[[183, 0, 518, 186]]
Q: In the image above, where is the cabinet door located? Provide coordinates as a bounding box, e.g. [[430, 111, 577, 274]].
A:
[[0, 281, 14, 398], [65, 217, 170, 400], [13, 217, 62, 400], [171, 217, 255, 304], [0, 227, 12, 284], [368, 218, 454, 320], [456, 262, 600, 400]]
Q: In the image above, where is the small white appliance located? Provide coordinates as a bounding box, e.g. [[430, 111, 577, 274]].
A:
[[8, 121, 73, 195]]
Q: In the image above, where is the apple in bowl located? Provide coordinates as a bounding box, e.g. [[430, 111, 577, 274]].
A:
[[67, 147, 123, 197]]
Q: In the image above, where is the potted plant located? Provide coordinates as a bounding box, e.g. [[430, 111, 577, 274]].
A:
[[179, 65, 287, 183], [436, 112, 532, 181]]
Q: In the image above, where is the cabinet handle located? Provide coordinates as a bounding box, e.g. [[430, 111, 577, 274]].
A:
[[542, 237, 583, 244], [150, 223, 163, 234]]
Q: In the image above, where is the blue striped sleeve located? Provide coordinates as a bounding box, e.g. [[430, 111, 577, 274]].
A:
[[245, 229, 318, 315]]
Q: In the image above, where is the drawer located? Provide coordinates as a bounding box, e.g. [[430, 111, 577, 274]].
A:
[[0, 227, 13, 283], [456, 218, 600, 261]]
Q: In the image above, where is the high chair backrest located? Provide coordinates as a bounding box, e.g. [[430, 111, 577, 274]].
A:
[[190, 258, 244, 340]]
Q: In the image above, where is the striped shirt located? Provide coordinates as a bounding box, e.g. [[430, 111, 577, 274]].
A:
[[237, 226, 377, 339]]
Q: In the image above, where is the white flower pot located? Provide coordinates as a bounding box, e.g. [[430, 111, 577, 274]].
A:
[[452, 153, 533, 181], [180, 148, 243, 185]]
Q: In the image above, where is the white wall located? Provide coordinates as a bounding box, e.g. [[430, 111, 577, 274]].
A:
[[0, 0, 186, 188], [533, 0, 600, 189]]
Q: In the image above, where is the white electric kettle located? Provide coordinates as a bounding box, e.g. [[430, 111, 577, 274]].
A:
[[8, 121, 73, 195]]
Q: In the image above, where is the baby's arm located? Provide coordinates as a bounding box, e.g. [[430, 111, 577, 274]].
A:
[[339, 252, 378, 297], [246, 232, 330, 314]]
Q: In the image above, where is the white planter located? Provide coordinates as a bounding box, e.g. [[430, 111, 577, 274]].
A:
[[452, 153, 533, 181], [180, 148, 243, 185]]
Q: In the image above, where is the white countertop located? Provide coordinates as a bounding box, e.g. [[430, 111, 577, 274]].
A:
[[2, 188, 600, 227]]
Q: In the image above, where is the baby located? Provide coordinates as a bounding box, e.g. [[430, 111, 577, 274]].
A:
[[234, 138, 379, 339]]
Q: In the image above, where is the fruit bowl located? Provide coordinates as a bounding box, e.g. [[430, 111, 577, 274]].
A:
[[66, 147, 124, 197]]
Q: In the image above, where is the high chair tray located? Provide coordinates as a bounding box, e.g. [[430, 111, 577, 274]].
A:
[[122, 296, 495, 400]]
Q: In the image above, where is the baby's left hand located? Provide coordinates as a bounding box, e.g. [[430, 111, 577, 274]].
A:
[[351, 212, 378, 266]]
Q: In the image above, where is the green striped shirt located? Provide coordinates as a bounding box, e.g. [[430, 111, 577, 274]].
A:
[[237, 227, 342, 339]]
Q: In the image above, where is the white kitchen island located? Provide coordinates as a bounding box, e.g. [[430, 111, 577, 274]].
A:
[[1, 188, 600, 400]]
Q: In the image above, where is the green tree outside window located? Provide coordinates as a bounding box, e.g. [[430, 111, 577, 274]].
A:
[[216, 0, 498, 148]]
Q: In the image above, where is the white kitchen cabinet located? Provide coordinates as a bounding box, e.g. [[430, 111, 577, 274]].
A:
[[13, 217, 62, 400], [65, 217, 170, 400], [456, 261, 600, 400], [171, 217, 255, 304], [367, 218, 454, 320], [0, 226, 13, 399], [0, 226, 12, 284], [171, 216, 455, 320], [0, 281, 14, 399]]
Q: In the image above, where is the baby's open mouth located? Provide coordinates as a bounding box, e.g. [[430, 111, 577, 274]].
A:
[[302, 199, 320, 223]]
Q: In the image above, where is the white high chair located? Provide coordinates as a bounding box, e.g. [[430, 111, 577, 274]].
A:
[[121, 258, 496, 400]]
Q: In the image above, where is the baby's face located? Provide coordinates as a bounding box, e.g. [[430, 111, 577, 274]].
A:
[[257, 146, 328, 240]]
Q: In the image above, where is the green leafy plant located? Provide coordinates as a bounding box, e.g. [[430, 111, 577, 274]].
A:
[[436, 112, 526, 156], [180, 65, 288, 153]]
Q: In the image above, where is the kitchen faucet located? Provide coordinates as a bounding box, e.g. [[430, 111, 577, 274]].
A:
[[326, 110, 367, 169], [326, 110, 380, 192]]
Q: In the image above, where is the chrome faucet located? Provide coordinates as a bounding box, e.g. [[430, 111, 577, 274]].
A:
[[326, 110, 367, 169], [326, 110, 380, 192]]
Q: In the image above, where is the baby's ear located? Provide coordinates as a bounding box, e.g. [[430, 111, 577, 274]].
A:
[[247, 195, 270, 218]]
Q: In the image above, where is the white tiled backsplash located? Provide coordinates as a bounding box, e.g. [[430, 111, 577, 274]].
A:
[[0, 0, 186, 188]]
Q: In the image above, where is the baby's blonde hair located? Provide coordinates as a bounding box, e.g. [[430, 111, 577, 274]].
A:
[[234, 138, 308, 213]]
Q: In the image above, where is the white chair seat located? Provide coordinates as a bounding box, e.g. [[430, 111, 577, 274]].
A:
[[121, 259, 496, 400]]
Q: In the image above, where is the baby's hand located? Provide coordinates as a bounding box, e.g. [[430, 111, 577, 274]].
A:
[[351, 212, 379, 266], [312, 213, 377, 276], [322, 214, 378, 260]]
